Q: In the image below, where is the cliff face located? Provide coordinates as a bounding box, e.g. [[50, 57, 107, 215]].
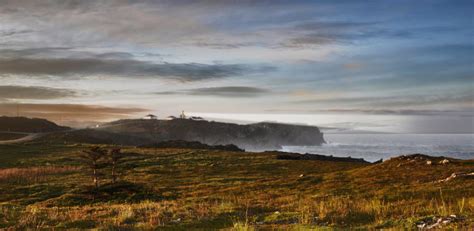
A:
[[99, 119, 325, 150]]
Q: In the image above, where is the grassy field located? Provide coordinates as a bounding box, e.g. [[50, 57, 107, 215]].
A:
[[0, 142, 473, 230]]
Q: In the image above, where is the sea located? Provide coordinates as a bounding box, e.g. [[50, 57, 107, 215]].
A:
[[191, 112, 474, 162], [281, 133, 474, 162]]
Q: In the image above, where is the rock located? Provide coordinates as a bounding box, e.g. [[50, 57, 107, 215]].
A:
[[171, 218, 181, 223], [426, 160, 432, 165], [416, 223, 426, 229], [439, 159, 450, 165], [275, 152, 369, 163], [415, 215, 463, 230], [373, 158, 383, 164], [437, 172, 474, 183], [438, 173, 458, 182], [299, 174, 304, 178]]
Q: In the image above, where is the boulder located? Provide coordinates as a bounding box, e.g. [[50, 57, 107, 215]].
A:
[[439, 159, 450, 165]]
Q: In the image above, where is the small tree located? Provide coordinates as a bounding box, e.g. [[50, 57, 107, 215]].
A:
[[79, 147, 107, 190], [108, 148, 127, 184]]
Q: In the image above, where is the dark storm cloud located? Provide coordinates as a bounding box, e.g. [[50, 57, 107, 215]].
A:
[[0, 85, 76, 100], [157, 86, 269, 97], [0, 57, 274, 81]]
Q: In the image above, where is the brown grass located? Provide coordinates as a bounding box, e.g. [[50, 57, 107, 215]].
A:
[[0, 166, 80, 184], [0, 146, 473, 229]]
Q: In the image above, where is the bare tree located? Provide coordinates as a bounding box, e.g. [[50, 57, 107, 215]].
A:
[[79, 147, 107, 190], [108, 148, 126, 184]]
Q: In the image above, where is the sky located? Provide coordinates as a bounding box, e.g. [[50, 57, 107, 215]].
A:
[[0, 0, 473, 131]]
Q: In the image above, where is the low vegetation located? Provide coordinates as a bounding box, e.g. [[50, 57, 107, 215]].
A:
[[0, 132, 27, 141], [0, 142, 473, 229], [0, 166, 79, 184]]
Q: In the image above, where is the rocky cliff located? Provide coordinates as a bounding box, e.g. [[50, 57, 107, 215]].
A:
[[98, 119, 325, 150]]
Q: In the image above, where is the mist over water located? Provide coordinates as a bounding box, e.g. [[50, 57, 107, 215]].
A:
[[192, 112, 474, 161], [192, 112, 474, 134]]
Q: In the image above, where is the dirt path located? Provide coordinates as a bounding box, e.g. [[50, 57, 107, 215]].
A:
[[0, 132, 44, 144]]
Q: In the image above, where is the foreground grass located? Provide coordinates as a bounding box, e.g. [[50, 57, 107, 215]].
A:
[[0, 143, 473, 229]]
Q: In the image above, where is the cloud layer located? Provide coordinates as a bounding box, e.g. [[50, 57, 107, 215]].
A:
[[0, 0, 472, 122], [0, 58, 273, 81], [0, 85, 76, 100], [157, 86, 269, 97], [0, 48, 275, 81], [0, 103, 148, 125]]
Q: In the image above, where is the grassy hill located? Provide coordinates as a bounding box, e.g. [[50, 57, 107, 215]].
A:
[[37, 129, 153, 145], [0, 116, 69, 133], [0, 140, 472, 229], [0, 132, 27, 141]]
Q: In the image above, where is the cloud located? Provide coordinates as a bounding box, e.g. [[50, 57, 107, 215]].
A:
[[279, 21, 455, 47], [0, 1, 386, 50], [157, 86, 269, 97], [276, 21, 374, 47], [93, 52, 135, 60], [0, 47, 73, 58], [293, 21, 373, 31], [0, 29, 34, 37], [0, 85, 76, 100], [0, 56, 274, 81], [264, 108, 474, 116], [292, 91, 474, 109], [0, 0, 210, 47], [192, 41, 257, 49], [0, 103, 148, 123], [343, 62, 365, 70], [310, 109, 474, 116]]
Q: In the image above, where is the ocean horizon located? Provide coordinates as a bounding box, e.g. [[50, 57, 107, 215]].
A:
[[281, 133, 474, 162]]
